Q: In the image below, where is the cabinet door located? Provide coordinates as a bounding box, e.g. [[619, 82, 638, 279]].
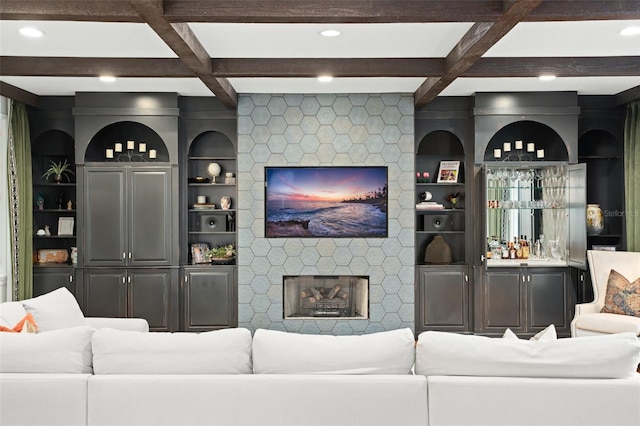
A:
[[83, 269, 127, 318], [84, 168, 127, 266], [33, 268, 75, 297], [481, 269, 524, 333], [183, 268, 236, 331], [129, 269, 177, 331], [527, 268, 570, 334], [129, 168, 173, 266], [416, 266, 469, 332]]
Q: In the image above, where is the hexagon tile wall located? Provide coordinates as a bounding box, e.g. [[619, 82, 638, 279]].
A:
[[237, 93, 415, 335]]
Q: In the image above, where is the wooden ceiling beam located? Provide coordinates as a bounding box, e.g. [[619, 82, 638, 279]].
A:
[[414, 0, 543, 106], [529, 0, 640, 21], [213, 58, 444, 78], [127, 0, 237, 107], [0, 57, 194, 77], [0, 82, 39, 107], [0, 0, 141, 22], [2, 56, 637, 79], [465, 57, 640, 77], [163, 0, 504, 23], [3, 0, 638, 23]]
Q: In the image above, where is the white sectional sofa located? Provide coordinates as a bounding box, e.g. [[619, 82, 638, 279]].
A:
[[1, 288, 640, 426]]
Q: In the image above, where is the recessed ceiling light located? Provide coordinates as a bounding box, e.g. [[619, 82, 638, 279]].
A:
[[99, 75, 117, 83], [19, 27, 44, 38], [619, 26, 640, 36], [539, 75, 556, 81], [317, 75, 334, 83], [320, 29, 341, 37]]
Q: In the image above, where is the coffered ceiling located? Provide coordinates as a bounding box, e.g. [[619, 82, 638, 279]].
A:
[[1, 0, 639, 108]]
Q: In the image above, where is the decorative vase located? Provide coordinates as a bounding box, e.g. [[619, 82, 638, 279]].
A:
[[424, 235, 452, 264], [586, 204, 604, 235]]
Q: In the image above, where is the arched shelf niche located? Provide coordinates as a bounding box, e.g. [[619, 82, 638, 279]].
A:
[[483, 120, 568, 162], [32, 129, 75, 159], [189, 130, 235, 158], [84, 121, 169, 163], [578, 129, 620, 158], [417, 130, 465, 182]]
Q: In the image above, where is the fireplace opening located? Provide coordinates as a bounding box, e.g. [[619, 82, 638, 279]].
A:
[[283, 275, 369, 319]]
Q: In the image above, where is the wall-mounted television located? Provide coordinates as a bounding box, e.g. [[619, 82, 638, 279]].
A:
[[265, 167, 388, 238]]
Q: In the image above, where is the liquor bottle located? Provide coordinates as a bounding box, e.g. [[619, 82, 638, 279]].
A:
[[509, 242, 517, 259], [522, 235, 530, 259], [502, 241, 510, 259]]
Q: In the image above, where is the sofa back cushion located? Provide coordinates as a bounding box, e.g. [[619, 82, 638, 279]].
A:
[[415, 331, 640, 379], [92, 327, 253, 374], [0, 325, 94, 373], [21, 287, 87, 332], [252, 328, 415, 374], [0, 302, 28, 329]]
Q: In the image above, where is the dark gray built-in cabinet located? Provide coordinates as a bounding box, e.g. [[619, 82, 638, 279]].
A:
[[74, 93, 180, 331], [414, 98, 474, 334], [28, 98, 80, 302], [83, 166, 173, 266], [178, 98, 238, 330]]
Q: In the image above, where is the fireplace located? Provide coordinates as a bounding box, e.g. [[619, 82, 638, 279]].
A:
[[283, 275, 369, 319]]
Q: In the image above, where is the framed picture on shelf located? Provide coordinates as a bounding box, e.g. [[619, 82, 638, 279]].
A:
[[190, 243, 210, 264], [57, 217, 74, 236], [437, 161, 460, 183]]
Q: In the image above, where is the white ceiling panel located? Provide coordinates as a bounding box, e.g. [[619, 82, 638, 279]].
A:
[[441, 76, 640, 96], [229, 77, 426, 93], [0, 76, 209, 97], [485, 20, 640, 57], [0, 21, 177, 57], [189, 23, 474, 58]]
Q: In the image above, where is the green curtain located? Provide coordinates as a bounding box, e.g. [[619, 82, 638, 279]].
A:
[[8, 101, 33, 300], [624, 100, 640, 252]]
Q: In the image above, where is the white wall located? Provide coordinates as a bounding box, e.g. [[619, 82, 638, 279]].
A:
[[0, 96, 12, 301]]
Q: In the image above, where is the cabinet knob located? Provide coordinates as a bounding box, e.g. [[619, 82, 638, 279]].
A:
[[465, 274, 469, 282], [69, 275, 73, 283], [122, 252, 126, 259], [128, 252, 132, 259]]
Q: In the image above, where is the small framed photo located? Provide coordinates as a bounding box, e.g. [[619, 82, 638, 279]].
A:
[[437, 161, 461, 183], [592, 245, 616, 251], [190, 243, 210, 264], [57, 217, 74, 236]]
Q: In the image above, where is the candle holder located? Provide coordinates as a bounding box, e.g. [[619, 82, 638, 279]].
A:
[[493, 140, 542, 161], [105, 140, 156, 162]]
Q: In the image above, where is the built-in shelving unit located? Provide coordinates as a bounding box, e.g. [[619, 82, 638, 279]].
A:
[[578, 130, 625, 251], [31, 130, 77, 266], [186, 134, 237, 265]]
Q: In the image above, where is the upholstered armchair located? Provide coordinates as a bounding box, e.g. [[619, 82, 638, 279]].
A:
[[571, 250, 640, 338]]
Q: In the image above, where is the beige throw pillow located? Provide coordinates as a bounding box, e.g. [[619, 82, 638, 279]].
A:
[[601, 269, 640, 317]]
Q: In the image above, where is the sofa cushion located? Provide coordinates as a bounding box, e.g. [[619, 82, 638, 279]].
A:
[[21, 287, 87, 332], [0, 325, 94, 373], [415, 331, 640, 379], [0, 301, 28, 328], [0, 312, 39, 333], [574, 312, 640, 335], [252, 328, 415, 374], [503, 324, 557, 341], [601, 269, 640, 317], [92, 327, 253, 374]]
